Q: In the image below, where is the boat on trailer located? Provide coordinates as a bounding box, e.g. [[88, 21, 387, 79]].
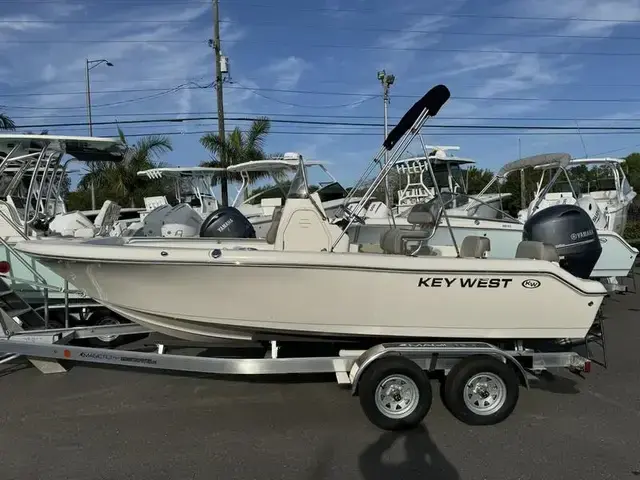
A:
[[0, 134, 142, 344], [6, 83, 608, 430], [14, 84, 608, 343]]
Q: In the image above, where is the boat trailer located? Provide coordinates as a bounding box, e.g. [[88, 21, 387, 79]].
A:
[[0, 308, 597, 431]]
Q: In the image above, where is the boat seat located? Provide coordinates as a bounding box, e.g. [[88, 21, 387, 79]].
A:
[[459, 236, 491, 258], [379, 203, 440, 255], [266, 206, 283, 244], [515, 240, 560, 262]]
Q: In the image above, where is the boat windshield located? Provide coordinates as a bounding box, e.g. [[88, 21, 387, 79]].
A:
[[315, 181, 348, 202], [420, 164, 466, 192], [287, 164, 309, 199]]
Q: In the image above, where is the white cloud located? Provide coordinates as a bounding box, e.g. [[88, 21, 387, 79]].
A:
[[518, 0, 640, 36], [0, 14, 53, 33], [264, 56, 310, 90]]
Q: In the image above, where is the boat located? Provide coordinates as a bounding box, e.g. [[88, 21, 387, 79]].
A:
[[125, 166, 227, 237], [515, 156, 636, 235], [131, 155, 363, 238], [14, 84, 608, 345], [0, 134, 141, 239], [349, 153, 638, 283], [0, 134, 140, 343], [227, 156, 363, 237], [363, 145, 510, 220]]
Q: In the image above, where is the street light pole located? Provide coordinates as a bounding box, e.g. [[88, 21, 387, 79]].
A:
[[85, 58, 113, 210], [377, 70, 395, 220]]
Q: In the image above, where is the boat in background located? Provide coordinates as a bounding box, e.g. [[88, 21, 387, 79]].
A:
[[515, 156, 636, 236], [131, 154, 363, 238], [0, 134, 137, 342], [349, 153, 638, 286], [364, 145, 510, 220]]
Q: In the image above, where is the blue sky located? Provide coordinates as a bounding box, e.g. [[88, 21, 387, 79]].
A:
[[2, 0, 640, 191]]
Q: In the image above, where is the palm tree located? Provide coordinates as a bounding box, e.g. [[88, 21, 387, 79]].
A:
[[78, 127, 173, 208], [199, 117, 278, 206], [0, 113, 15, 130]]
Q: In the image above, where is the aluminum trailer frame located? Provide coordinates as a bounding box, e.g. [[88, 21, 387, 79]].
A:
[[0, 313, 593, 430]]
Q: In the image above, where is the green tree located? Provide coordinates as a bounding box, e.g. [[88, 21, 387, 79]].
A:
[[76, 128, 173, 208], [622, 152, 640, 193], [465, 166, 494, 194], [0, 113, 15, 130], [199, 117, 279, 206]]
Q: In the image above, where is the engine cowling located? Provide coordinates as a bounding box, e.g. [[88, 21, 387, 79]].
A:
[[522, 204, 602, 279], [576, 195, 607, 230], [199, 206, 256, 238]]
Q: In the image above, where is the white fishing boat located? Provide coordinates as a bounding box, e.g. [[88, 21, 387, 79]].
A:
[[516, 156, 636, 236], [363, 146, 510, 220], [349, 153, 638, 283], [132, 156, 362, 238], [14, 84, 607, 345], [0, 134, 137, 342]]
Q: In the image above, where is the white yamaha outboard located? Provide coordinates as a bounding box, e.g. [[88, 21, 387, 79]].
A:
[[576, 195, 607, 230], [364, 201, 390, 219]]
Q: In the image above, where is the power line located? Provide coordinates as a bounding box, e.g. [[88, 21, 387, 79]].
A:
[[1, 82, 214, 110], [13, 115, 640, 131], [3, 39, 639, 58], [10, 111, 640, 123], [221, 2, 640, 24], [9, 84, 640, 110], [67, 129, 640, 138], [3, 0, 640, 25], [28, 74, 640, 89], [2, 17, 640, 42]]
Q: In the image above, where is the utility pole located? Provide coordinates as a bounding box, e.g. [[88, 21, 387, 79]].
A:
[[377, 70, 395, 216], [211, 0, 228, 206]]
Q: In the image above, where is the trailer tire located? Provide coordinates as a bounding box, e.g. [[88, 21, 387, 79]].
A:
[[358, 355, 432, 431], [443, 355, 519, 426], [87, 313, 129, 348]]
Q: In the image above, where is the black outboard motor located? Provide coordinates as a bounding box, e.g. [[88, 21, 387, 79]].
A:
[[199, 206, 256, 238], [522, 204, 602, 279]]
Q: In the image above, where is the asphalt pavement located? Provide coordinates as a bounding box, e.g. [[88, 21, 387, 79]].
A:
[[1, 284, 640, 480]]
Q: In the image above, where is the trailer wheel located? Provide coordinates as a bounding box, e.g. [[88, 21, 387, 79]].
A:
[[87, 313, 128, 348], [358, 355, 432, 431], [443, 355, 519, 426]]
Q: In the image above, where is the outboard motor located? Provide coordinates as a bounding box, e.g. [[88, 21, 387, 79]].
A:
[[522, 204, 602, 279], [199, 206, 256, 238]]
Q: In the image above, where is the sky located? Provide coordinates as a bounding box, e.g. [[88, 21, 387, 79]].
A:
[[2, 0, 640, 192]]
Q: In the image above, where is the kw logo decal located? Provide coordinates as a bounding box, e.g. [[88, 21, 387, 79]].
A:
[[521, 279, 541, 289]]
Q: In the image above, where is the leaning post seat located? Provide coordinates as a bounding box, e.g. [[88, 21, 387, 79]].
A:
[[265, 206, 283, 245], [515, 240, 560, 262], [379, 203, 439, 255], [458, 235, 491, 258]]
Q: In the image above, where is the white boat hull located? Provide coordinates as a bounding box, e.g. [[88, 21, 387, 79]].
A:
[[17, 239, 606, 343]]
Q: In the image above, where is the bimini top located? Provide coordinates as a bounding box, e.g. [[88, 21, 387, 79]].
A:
[[570, 157, 625, 166], [0, 133, 129, 163], [137, 166, 227, 180], [226, 158, 329, 173], [496, 153, 572, 177]]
